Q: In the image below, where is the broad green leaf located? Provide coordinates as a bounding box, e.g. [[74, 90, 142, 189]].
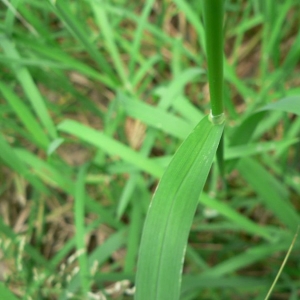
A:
[[135, 116, 224, 300]]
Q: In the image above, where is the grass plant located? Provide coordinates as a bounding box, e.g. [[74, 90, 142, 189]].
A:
[[0, 0, 300, 299]]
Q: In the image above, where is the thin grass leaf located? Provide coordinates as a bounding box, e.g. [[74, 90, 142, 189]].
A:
[[107, 136, 298, 175], [0, 83, 49, 148], [174, 0, 206, 52], [264, 227, 299, 300], [182, 276, 268, 298], [124, 202, 144, 273], [0, 134, 48, 194], [128, 0, 156, 77], [13, 148, 122, 230], [238, 157, 300, 231], [159, 68, 205, 108], [22, 40, 116, 88], [135, 116, 224, 300], [172, 95, 204, 126], [198, 241, 292, 279], [49, 0, 116, 81], [260, 96, 300, 115], [0, 217, 53, 270], [199, 193, 275, 241], [131, 54, 161, 87], [57, 119, 163, 178], [74, 164, 91, 295], [119, 94, 192, 139], [0, 36, 57, 140], [14, 148, 73, 191], [90, 1, 130, 89], [61, 228, 127, 300], [225, 138, 299, 160]]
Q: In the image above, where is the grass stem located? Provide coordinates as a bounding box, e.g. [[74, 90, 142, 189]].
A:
[[203, 0, 225, 117]]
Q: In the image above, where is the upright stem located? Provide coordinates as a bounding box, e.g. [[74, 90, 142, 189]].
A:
[[203, 0, 224, 117]]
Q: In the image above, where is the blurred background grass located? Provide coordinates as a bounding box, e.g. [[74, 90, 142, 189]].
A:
[[0, 0, 300, 299]]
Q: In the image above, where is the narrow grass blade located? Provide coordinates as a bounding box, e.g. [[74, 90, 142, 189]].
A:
[[157, 68, 204, 109], [14, 148, 73, 191], [172, 95, 204, 126], [199, 193, 274, 241], [74, 165, 91, 295], [22, 40, 116, 88], [128, 0, 156, 76], [119, 94, 192, 139], [216, 132, 224, 176], [131, 54, 161, 87], [0, 134, 48, 194], [90, 1, 129, 89], [174, 0, 206, 51], [264, 227, 299, 300], [0, 217, 53, 270], [57, 119, 163, 178], [13, 148, 122, 230], [260, 96, 300, 115], [124, 202, 144, 273], [238, 157, 300, 231], [135, 116, 224, 300], [0, 83, 49, 148], [199, 241, 291, 279], [227, 111, 266, 172], [61, 228, 127, 300], [0, 36, 57, 140], [225, 138, 299, 160], [182, 276, 268, 298], [49, 0, 116, 81]]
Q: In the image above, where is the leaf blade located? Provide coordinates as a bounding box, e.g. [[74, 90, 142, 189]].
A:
[[135, 116, 224, 300]]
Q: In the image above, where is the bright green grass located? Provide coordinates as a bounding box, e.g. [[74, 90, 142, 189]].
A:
[[0, 0, 300, 299]]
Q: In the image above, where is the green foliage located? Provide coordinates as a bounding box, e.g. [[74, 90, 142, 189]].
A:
[[0, 0, 300, 299], [135, 117, 224, 300]]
